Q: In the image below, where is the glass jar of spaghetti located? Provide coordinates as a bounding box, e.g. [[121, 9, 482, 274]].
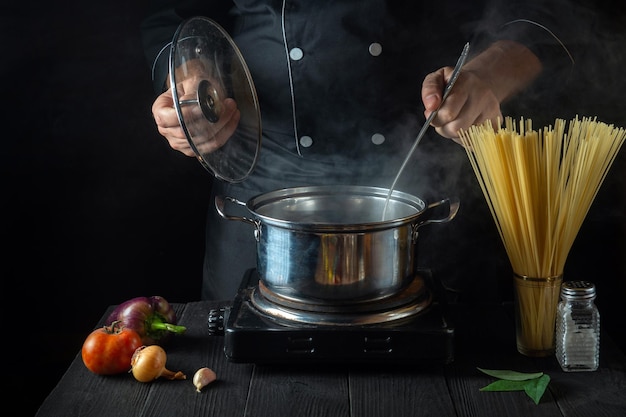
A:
[[555, 281, 600, 372]]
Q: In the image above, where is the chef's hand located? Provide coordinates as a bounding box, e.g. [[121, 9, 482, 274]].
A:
[[151, 76, 240, 157], [421, 40, 542, 145], [422, 68, 501, 145]]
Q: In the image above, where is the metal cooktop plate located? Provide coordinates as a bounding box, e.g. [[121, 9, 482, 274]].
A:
[[251, 276, 432, 325]]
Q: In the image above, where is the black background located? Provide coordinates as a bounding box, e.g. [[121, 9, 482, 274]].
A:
[[4, 2, 210, 415], [2, 2, 625, 416]]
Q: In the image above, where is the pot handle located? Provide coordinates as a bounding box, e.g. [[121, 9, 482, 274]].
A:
[[418, 196, 460, 228], [214, 195, 257, 227]]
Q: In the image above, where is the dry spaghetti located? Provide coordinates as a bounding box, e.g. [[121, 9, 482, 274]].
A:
[[459, 116, 625, 356]]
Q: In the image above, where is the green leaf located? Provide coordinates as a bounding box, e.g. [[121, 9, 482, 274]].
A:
[[523, 374, 551, 405], [477, 368, 551, 405], [480, 379, 528, 392], [477, 368, 543, 381]]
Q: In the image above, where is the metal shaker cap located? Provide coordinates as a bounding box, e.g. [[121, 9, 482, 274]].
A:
[[560, 281, 596, 300]]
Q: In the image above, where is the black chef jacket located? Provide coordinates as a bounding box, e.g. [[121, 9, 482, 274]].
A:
[[141, 0, 576, 300]]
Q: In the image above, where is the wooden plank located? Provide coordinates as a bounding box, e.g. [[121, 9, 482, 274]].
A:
[[244, 364, 351, 417], [348, 363, 456, 417]]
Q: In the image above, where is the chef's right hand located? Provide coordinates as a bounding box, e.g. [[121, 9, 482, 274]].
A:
[[422, 40, 542, 146], [151, 77, 240, 157], [421, 67, 501, 145]]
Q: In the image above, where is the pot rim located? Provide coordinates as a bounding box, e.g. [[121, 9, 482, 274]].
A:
[[245, 185, 428, 231]]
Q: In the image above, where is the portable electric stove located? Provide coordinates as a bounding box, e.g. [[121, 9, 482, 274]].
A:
[[207, 268, 454, 364]]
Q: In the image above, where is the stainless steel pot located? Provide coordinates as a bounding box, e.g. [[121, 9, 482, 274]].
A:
[[215, 185, 459, 305]]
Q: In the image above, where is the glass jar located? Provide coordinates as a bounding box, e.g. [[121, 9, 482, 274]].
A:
[[555, 281, 600, 372], [513, 273, 562, 357]]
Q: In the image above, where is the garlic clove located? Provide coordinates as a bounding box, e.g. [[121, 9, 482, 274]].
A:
[[193, 367, 217, 392]]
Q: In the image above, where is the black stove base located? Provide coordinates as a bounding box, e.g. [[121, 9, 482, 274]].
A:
[[216, 269, 454, 364]]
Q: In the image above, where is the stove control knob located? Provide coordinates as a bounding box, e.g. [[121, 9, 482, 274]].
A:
[[207, 307, 227, 336]]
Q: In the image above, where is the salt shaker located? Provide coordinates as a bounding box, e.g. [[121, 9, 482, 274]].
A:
[[555, 281, 600, 372]]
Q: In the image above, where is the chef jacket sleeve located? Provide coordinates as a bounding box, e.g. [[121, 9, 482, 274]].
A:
[[476, 0, 590, 74], [140, 0, 235, 94]]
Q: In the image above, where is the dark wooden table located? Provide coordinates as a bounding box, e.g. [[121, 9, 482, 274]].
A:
[[36, 301, 626, 417]]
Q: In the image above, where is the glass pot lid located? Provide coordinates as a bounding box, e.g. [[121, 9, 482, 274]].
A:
[[170, 16, 261, 183]]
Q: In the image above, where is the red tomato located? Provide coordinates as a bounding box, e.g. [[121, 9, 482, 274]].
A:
[[81, 322, 143, 375]]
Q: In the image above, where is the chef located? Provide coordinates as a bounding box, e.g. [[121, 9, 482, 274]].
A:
[[141, 0, 576, 300]]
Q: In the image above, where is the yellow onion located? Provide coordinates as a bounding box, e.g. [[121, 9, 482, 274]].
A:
[[130, 345, 186, 382]]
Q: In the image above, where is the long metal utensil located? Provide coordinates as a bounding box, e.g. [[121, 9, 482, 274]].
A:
[[382, 42, 470, 220]]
